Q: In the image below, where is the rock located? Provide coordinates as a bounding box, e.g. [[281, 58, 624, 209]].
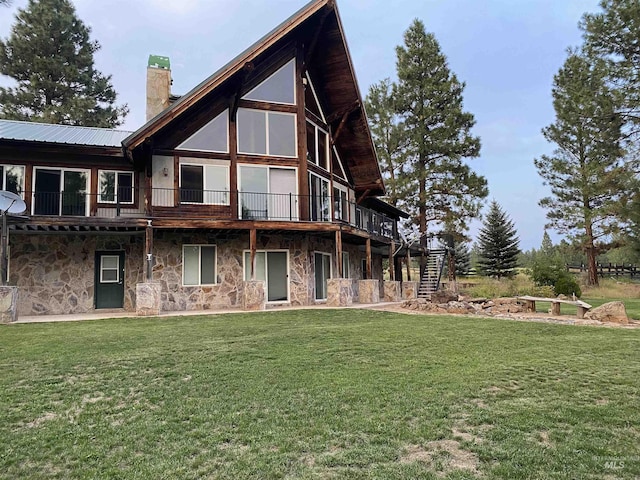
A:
[[585, 302, 629, 324], [468, 297, 488, 304], [557, 294, 568, 300], [430, 290, 458, 303]]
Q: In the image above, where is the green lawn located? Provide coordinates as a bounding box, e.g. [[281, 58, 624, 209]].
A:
[[1, 310, 639, 479]]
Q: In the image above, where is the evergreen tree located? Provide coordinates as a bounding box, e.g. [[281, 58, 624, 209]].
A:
[[453, 241, 471, 276], [365, 79, 405, 207], [477, 200, 521, 278], [393, 19, 487, 251], [540, 230, 555, 256], [534, 52, 628, 286], [0, 0, 127, 127]]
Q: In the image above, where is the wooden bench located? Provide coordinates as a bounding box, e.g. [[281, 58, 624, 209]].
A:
[[517, 296, 593, 319]]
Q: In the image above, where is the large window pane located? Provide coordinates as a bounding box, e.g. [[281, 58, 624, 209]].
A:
[[178, 110, 228, 152], [5, 166, 24, 195], [317, 130, 328, 169], [203, 165, 228, 205], [183, 246, 200, 286], [62, 171, 87, 216], [238, 109, 266, 154], [117, 172, 134, 204], [243, 59, 295, 105], [99, 171, 116, 202], [306, 121, 316, 165], [268, 112, 296, 157], [239, 166, 268, 219], [200, 246, 216, 285], [34, 169, 60, 215]]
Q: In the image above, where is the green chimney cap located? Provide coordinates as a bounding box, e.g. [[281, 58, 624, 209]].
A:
[[148, 55, 170, 69]]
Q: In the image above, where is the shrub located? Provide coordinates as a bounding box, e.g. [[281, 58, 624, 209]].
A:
[[528, 254, 582, 297], [555, 273, 582, 297]]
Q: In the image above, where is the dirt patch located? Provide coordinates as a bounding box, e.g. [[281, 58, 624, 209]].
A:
[[400, 439, 481, 477], [535, 430, 553, 448], [23, 411, 57, 429]]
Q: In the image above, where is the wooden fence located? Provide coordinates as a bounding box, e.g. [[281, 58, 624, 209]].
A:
[[566, 263, 639, 278]]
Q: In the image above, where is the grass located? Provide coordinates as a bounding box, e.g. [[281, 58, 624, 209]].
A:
[[1, 310, 640, 479]]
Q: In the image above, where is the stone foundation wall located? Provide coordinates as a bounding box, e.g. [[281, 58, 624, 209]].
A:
[[11, 230, 388, 315], [12, 234, 144, 315]]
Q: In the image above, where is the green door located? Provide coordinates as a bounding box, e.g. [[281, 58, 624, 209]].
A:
[[95, 251, 125, 309]]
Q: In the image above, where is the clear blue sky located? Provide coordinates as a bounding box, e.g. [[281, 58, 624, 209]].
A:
[[0, 0, 603, 250]]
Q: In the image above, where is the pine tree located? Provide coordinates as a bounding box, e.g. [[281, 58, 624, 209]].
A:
[[0, 0, 127, 127], [534, 52, 628, 286], [477, 200, 520, 278], [365, 79, 405, 207], [454, 241, 471, 276], [393, 19, 487, 251]]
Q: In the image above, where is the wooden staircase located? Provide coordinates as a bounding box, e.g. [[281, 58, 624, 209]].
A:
[[417, 249, 448, 299]]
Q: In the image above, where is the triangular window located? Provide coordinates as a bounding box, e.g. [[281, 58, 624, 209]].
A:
[[243, 59, 296, 105], [177, 109, 229, 153], [305, 73, 325, 121]]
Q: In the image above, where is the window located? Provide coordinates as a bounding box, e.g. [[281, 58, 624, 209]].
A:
[[306, 120, 329, 170], [0, 165, 24, 196], [183, 245, 217, 286], [98, 170, 134, 204], [333, 184, 349, 222], [177, 109, 229, 153], [332, 146, 347, 180], [33, 167, 89, 216], [304, 72, 325, 121], [243, 59, 295, 105], [309, 173, 330, 221], [238, 165, 297, 220], [100, 255, 120, 283], [179, 163, 229, 205], [237, 108, 296, 157], [342, 252, 350, 279], [314, 252, 332, 300]]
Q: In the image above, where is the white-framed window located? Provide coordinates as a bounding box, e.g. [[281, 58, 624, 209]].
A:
[[238, 165, 297, 220], [179, 161, 230, 205], [242, 249, 290, 303], [100, 255, 120, 283], [237, 108, 297, 157], [243, 59, 296, 105], [98, 170, 134, 204], [333, 183, 350, 222], [314, 252, 332, 301], [342, 252, 350, 279], [32, 167, 90, 216], [182, 245, 217, 286], [309, 172, 330, 222], [0, 165, 25, 197], [306, 120, 329, 170], [177, 109, 229, 153]]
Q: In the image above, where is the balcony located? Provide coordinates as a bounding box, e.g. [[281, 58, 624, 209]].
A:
[[27, 188, 399, 239]]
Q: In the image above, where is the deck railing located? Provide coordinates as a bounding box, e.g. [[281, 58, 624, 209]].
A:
[[28, 188, 398, 239]]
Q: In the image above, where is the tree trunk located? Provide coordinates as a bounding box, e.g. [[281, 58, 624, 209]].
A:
[[418, 172, 427, 276], [585, 221, 599, 286]]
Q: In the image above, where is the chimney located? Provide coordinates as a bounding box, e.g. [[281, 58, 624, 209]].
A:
[[146, 55, 171, 121]]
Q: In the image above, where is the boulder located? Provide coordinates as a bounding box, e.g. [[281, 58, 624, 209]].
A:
[[430, 290, 458, 303], [584, 301, 629, 324]]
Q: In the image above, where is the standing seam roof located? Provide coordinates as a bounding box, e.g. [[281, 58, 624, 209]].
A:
[[0, 119, 132, 147]]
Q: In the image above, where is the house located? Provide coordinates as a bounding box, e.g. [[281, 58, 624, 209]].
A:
[[0, 0, 413, 318]]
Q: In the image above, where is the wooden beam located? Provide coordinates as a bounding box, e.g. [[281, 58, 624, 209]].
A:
[[229, 105, 239, 220], [389, 240, 395, 281], [250, 228, 257, 281], [336, 229, 342, 278], [230, 62, 254, 121], [296, 45, 309, 221], [331, 110, 350, 146], [406, 248, 412, 281], [305, 0, 334, 66], [326, 100, 360, 124], [366, 237, 372, 280], [356, 189, 371, 205]]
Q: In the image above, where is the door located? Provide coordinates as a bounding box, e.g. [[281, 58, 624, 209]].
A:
[[243, 250, 289, 302], [269, 168, 297, 220], [315, 252, 331, 300], [95, 251, 125, 309]]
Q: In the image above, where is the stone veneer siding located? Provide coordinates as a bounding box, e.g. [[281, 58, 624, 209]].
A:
[[12, 234, 145, 315], [11, 230, 385, 315]]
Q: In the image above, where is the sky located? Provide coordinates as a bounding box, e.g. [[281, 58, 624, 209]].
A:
[[0, 0, 603, 250]]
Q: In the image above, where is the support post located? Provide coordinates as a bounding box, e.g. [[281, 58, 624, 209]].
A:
[[336, 229, 343, 278], [145, 221, 153, 281], [389, 240, 395, 281], [1, 211, 7, 286], [366, 237, 372, 280], [406, 248, 411, 281], [250, 228, 257, 281]]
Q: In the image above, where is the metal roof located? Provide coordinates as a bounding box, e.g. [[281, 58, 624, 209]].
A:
[[0, 119, 132, 148]]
